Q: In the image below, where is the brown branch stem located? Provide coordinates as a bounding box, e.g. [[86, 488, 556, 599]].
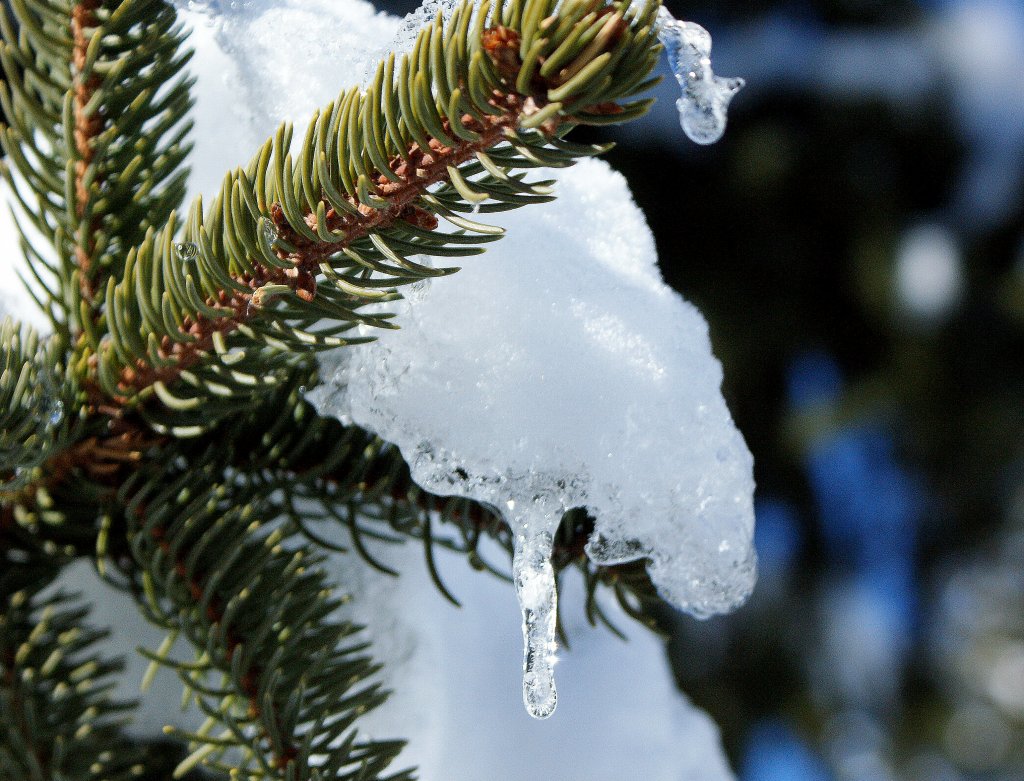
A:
[[71, 0, 104, 304]]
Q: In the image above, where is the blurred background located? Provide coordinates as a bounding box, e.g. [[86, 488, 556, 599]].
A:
[[377, 0, 1021, 777]]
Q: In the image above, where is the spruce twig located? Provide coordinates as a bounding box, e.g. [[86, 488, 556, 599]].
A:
[[83, 0, 661, 433], [70, 0, 103, 303], [0, 570, 146, 781]]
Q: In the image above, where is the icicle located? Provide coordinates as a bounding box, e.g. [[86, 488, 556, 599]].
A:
[[507, 500, 560, 719], [655, 7, 744, 145]]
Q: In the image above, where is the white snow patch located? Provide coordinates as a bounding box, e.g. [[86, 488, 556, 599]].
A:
[[310, 157, 757, 713]]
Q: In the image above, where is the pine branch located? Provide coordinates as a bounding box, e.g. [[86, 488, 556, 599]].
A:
[[0, 0, 194, 328], [0, 562, 146, 781], [122, 441, 412, 780], [85, 0, 662, 434]]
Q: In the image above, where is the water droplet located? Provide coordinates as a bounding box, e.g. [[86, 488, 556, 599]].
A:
[[47, 399, 64, 427], [175, 242, 198, 261], [656, 8, 744, 145], [262, 219, 278, 246], [407, 278, 432, 303]]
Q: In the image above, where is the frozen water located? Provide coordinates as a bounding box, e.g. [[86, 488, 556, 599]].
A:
[[337, 539, 737, 780], [310, 157, 758, 714], [671, 2, 1024, 226], [174, 242, 199, 261], [656, 7, 745, 145], [510, 504, 560, 717], [46, 399, 64, 428], [311, 158, 758, 618]]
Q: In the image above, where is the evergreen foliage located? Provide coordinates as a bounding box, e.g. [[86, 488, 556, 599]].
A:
[[1, 564, 145, 781], [0, 0, 668, 776]]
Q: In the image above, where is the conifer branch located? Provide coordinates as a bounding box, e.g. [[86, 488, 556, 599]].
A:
[[70, 0, 103, 303], [0, 563, 146, 781], [1, 0, 673, 773], [84, 0, 662, 435], [0, 0, 194, 327], [123, 443, 412, 780]]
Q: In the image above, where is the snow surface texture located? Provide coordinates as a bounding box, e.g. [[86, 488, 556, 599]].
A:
[[311, 157, 757, 717]]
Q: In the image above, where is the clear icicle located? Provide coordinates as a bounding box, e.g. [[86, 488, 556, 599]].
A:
[[508, 503, 560, 719], [655, 7, 744, 145]]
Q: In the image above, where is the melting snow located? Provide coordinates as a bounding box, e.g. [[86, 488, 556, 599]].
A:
[[309, 158, 757, 716]]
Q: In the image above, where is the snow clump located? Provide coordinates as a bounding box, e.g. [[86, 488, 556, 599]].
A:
[[310, 158, 757, 716]]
